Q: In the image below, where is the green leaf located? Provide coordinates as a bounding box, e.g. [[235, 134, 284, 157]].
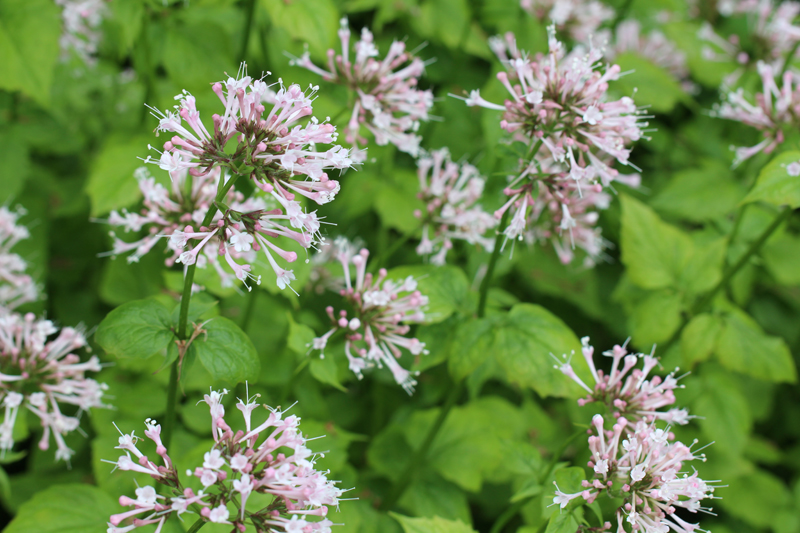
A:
[[628, 289, 683, 346], [743, 150, 800, 208], [192, 317, 260, 383], [609, 52, 687, 113], [391, 513, 478, 533], [386, 265, 470, 324], [310, 354, 347, 391], [287, 314, 316, 355], [448, 304, 585, 398], [162, 19, 234, 95], [620, 195, 693, 290], [95, 298, 174, 359], [716, 308, 797, 383], [651, 159, 744, 222], [399, 472, 472, 524], [719, 469, 792, 528], [0, 130, 30, 203], [693, 369, 753, 455], [681, 313, 724, 367], [0, 0, 60, 108], [679, 236, 726, 295], [544, 510, 579, 533], [85, 136, 150, 217], [4, 483, 117, 533], [763, 231, 800, 285], [262, 0, 339, 59], [374, 169, 425, 234]]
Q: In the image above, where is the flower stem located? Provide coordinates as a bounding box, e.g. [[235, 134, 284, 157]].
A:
[[478, 208, 512, 317], [163, 175, 240, 449], [187, 518, 206, 533], [240, 288, 259, 330], [611, 0, 635, 29], [369, 224, 422, 273], [780, 40, 800, 77]]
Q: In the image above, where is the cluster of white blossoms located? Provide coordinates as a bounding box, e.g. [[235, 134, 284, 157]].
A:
[[309, 242, 428, 394], [107, 388, 342, 533], [414, 148, 497, 265], [0, 206, 39, 314], [520, 0, 613, 43], [465, 28, 644, 264], [0, 313, 107, 462], [103, 68, 354, 292], [291, 18, 434, 162], [553, 338, 717, 533], [55, 0, 105, 63]]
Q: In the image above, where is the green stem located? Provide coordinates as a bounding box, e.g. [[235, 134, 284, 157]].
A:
[[611, 0, 635, 29], [369, 225, 421, 273], [240, 288, 259, 330], [379, 380, 464, 510], [163, 174, 240, 449], [187, 518, 206, 533], [478, 208, 512, 317], [780, 40, 800, 78], [238, 0, 257, 63], [489, 498, 531, 533], [692, 206, 792, 315]]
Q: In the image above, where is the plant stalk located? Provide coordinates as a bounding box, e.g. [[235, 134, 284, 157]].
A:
[[238, 0, 257, 63], [478, 208, 512, 317], [187, 518, 206, 533]]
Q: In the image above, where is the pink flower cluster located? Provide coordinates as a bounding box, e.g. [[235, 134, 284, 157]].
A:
[[469, 30, 643, 264], [0, 312, 107, 462], [520, 0, 613, 43], [414, 148, 497, 265], [105, 69, 353, 292], [107, 388, 343, 533], [309, 244, 428, 394], [0, 206, 39, 314], [713, 61, 800, 165], [55, 0, 105, 63], [290, 18, 434, 161], [553, 338, 716, 533]]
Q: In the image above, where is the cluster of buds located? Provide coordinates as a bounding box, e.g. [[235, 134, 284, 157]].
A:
[[473, 29, 643, 264], [599, 20, 695, 94], [290, 18, 434, 162], [520, 0, 613, 44], [55, 0, 105, 64], [0, 206, 39, 314], [698, 0, 800, 74], [0, 313, 107, 462], [309, 244, 428, 394], [713, 61, 800, 166], [105, 68, 353, 292], [107, 388, 343, 533], [414, 148, 497, 265], [553, 338, 716, 533]]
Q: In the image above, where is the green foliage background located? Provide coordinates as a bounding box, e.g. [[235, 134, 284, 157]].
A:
[[0, 0, 799, 531]]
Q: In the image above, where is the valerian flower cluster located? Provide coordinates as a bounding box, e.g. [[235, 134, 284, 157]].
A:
[[105, 69, 353, 292], [291, 18, 434, 161], [553, 338, 717, 533], [465, 28, 644, 264], [0, 208, 107, 462], [309, 242, 428, 394], [107, 388, 342, 533]]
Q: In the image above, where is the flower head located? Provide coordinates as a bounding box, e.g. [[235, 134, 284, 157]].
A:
[[308, 245, 428, 393], [0, 312, 107, 462], [414, 148, 497, 264], [55, 0, 105, 64], [520, 0, 613, 43], [290, 18, 433, 161], [107, 388, 344, 533], [0, 206, 39, 314]]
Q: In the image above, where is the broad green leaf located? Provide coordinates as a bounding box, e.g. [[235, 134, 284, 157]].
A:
[[663, 21, 738, 88], [99, 253, 164, 306], [95, 298, 174, 359], [410, 0, 471, 50], [85, 136, 150, 217], [610, 52, 687, 113], [628, 289, 682, 346], [681, 313, 723, 367], [743, 151, 800, 208], [374, 169, 425, 234], [679, 236, 726, 295], [162, 19, 234, 95], [719, 469, 792, 528], [763, 231, 800, 285], [193, 316, 260, 383], [693, 369, 753, 455], [620, 195, 693, 290], [0, 0, 60, 108], [651, 159, 744, 222], [367, 425, 413, 482], [287, 314, 316, 355], [544, 510, 580, 533], [448, 304, 585, 398], [262, 0, 339, 59], [386, 265, 470, 324], [310, 354, 347, 391], [399, 472, 472, 524], [4, 484, 117, 533], [405, 396, 526, 491], [391, 513, 478, 533], [717, 308, 797, 383], [0, 131, 30, 203], [555, 466, 586, 494]]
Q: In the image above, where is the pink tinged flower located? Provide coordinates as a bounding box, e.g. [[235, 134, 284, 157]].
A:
[[208, 505, 231, 524], [230, 453, 249, 472], [786, 161, 800, 176], [233, 474, 255, 519], [230, 232, 254, 253], [203, 449, 225, 470]]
